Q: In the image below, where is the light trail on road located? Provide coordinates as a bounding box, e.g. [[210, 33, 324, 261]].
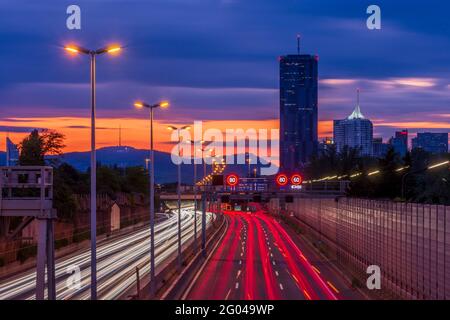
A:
[[186, 210, 341, 300], [0, 208, 212, 300]]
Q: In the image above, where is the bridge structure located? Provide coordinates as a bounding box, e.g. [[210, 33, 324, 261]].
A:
[[0, 166, 56, 300]]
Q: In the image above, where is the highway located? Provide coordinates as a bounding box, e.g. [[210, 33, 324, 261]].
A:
[[0, 208, 212, 300], [185, 210, 360, 300]]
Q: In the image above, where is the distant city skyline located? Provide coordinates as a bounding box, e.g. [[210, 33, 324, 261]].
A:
[[1, 0, 450, 153]]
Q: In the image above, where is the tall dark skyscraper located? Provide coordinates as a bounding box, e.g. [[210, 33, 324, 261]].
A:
[[279, 51, 318, 171]]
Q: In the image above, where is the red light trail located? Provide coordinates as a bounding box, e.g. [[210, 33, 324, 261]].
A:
[[186, 210, 341, 300]]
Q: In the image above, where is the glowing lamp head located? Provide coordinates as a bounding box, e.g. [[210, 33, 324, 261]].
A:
[[134, 102, 144, 109], [65, 46, 79, 54], [159, 101, 169, 108], [106, 46, 121, 54]]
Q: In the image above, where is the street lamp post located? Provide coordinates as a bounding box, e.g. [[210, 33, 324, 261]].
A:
[[188, 140, 210, 248], [64, 44, 121, 300], [401, 160, 449, 200], [401, 171, 411, 200], [168, 125, 191, 267], [198, 146, 213, 185], [134, 100, 169, 294]]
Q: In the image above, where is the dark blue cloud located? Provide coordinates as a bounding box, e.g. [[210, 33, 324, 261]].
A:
[[0, 0, 449, 140]]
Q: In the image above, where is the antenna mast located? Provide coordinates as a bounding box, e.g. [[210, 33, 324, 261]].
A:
[[357, 88, 360, 106], [296, 34, 301, 55]]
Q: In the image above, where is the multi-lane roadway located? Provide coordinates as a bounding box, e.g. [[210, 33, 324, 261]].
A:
[[0, 208, 211, 300], [185, 210, 361, 300]]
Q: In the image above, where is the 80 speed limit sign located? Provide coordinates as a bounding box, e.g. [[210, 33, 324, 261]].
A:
[[226, 174, 239, 187]]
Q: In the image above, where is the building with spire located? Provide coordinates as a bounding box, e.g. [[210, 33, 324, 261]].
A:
[[279, 36, 319, 171], [333, 90, 373, 156]]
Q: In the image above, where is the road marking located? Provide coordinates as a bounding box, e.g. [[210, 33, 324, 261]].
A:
[[235, 282, 239, 289], [275, 271, 279, 277], [239, 259, 242, 265], [236, 270, 241, 278], [270, 253, 273, 258], [240, 252, 243, 257], [279, 283, 284, 290], [312, 266, 321, 274], [225, 289, 231, 300], [303, 290, 312, 300], [272, 260, 276, 266], [327, 281, 340, 294], [291, 273, 299, 284]]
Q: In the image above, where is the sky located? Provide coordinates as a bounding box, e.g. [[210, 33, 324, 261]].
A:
[[0, 0, 449, 153]]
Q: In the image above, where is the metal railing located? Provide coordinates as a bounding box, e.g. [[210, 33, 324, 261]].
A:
[[272, 196, 449, 300]]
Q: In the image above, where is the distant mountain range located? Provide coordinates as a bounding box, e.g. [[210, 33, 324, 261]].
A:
[[1, 146, 262, 184]]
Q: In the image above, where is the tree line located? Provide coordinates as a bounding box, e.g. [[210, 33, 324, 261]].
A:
[[306, 145, 450, 205], [18, 129, 150, 221]]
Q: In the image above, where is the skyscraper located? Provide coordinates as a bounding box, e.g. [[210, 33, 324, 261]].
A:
[[6, 137, 19, 166], [279, 49, 318, 171], [372, 137, 389, 158], [333, 90, 373, 156], [389, 130, 408, 157], [412, 132, 449, 154]]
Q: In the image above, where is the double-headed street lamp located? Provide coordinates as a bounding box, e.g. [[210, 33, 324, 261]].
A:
[[187, 140, 211, 247], [134, 100, 169, 294], [168, 125, 191, 267], [64, 44, 121, 300], [198, 146, 214, 182]]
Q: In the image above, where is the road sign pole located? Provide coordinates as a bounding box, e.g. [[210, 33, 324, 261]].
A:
[[201, 191, 206, 257], [46, 219, 56, 300]]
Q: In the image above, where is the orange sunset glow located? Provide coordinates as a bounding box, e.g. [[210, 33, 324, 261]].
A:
[[1, 117, 448, 154]]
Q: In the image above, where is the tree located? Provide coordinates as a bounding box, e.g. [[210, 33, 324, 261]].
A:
[[19, 130, 44, 165], [19, 129, 66, 166]]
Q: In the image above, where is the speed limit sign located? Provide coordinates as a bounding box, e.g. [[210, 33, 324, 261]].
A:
[[226, 174, 239, 187], [276, 174, 288, 186], [291, 174, 303, 185]]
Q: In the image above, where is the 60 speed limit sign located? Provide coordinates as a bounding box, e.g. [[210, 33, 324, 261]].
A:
[[276, 174, 288, 186], [290, 174, 303, 185]]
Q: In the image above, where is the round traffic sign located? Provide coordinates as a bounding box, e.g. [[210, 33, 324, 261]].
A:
[[276, 174, 288, 186], [226, 174, 239, 187], [291, 174, 303, 185]]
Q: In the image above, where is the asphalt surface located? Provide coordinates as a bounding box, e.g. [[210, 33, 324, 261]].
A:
[[0, 208, 212, 300], [185, 210, 363, 300]]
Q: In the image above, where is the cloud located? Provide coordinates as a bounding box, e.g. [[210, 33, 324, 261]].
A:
[[0, 125, 44, 133], [1, 0, 450, 151]]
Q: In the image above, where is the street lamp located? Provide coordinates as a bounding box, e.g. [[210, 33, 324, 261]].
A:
[[134, 100, 169, 294], [198, 146, 214, 184], [187, 140, 211, 248], [167, 125, 191, 267], [401, 161, 450, 200], [64, 44, 121, 300]]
